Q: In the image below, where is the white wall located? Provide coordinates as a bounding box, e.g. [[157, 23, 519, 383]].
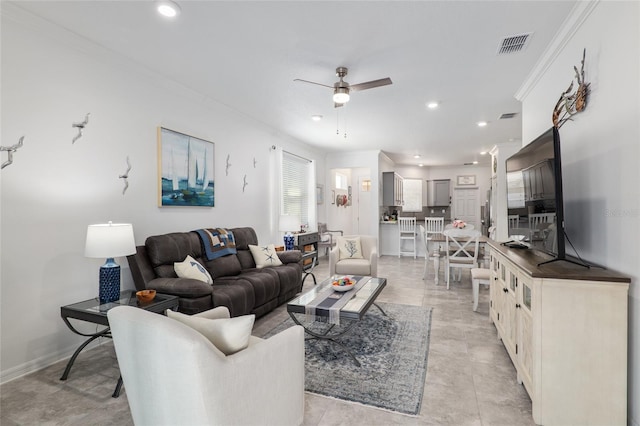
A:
[[0, 6, 325, 382], [516, 2, 639, 423]]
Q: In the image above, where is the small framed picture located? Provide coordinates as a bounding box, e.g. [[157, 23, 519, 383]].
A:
[[456, 175, 476, 186], [316, 184, 324, 205]]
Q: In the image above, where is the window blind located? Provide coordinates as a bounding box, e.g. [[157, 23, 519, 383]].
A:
[[282, 151, 311, 229]]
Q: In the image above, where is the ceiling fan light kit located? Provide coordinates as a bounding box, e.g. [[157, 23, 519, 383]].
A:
[[295, 66, 392, 108], [333, 87, 350, 104]]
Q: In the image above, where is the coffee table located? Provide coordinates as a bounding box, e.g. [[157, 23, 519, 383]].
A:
[[287, 275, 387, 366]]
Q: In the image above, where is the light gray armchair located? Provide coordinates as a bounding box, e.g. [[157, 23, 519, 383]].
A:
[[329, 235, 378, 277], [108, 305, 305, 426]]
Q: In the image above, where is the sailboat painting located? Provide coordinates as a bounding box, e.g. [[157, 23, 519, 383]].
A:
[[158, 127, 215, 207]]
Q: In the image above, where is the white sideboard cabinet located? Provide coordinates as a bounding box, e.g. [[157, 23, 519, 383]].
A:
[[488, 241, 630, 426]]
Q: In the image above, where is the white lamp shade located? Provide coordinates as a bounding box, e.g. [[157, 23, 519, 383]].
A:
[[279, 215, 300, 233], [85, 222, 136, 258]]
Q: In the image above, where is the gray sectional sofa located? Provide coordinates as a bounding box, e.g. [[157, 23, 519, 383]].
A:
[[127, 227, 303, 317]]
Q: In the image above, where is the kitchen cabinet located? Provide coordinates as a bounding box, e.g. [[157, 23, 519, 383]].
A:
[[488, 241, 629, 425], [523, 159, 555, 202], [426, 179, 450, 206], [382, 172, 403, 206]]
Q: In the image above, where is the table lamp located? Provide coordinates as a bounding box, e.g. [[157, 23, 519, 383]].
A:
[[279, 215, 300, 251], [85, 222, 136, 303]]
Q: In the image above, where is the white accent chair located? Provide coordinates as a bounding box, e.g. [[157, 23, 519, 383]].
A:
[[398, 217, 417, 259], [329, 235, 377, 277], [107, 305, 305, 426], [443, 228, 481, 290], [471, 267, 491, 312]]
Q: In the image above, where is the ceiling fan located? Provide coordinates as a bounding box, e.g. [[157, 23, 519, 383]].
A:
[[294, 67, 392, 107]]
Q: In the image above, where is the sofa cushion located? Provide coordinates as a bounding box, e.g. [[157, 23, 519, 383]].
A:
[[337, 236, 364, 259], [166, 310, 254, 355], [145, 233, 203, 277], [249, 244, 283, 268], [335, 259, 371, 276], [174, 255, 213, 284], [204, 255, 242, 279]]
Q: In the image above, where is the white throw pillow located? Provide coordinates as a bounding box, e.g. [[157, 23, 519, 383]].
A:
[[248, 244, 283, 268], [174, 255, 213, 284], [166, 310, 255, 356], [337, 236, 364, 259]]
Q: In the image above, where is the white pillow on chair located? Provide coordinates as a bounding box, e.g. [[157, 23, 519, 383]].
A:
[[337, 236, 364, 259], [166, 310, 254, 355]]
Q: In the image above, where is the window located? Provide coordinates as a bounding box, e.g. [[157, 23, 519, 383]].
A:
[[335, 172, 348, 190], [282, 151, 314, 229], [507, 171, 525, 209]]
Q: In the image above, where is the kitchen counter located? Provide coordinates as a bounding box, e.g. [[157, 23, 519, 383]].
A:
[[380, 220, 397, 224]]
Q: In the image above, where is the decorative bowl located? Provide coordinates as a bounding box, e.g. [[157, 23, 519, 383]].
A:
[[136, 289, 156, 303], [332, 277, 355, 292]]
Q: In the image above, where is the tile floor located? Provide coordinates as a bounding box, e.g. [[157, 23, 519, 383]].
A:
[[0, 255, 535, 425]]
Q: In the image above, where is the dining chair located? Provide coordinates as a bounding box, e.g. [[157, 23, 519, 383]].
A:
[[508, 214, 519, 228], [398, 217, 417, 259], [317, 222, 343, 256], [419, 225, 429, 279], [528, 213, 555, 230], [443, 228, 481, 290], [424, 217, 445, 235]]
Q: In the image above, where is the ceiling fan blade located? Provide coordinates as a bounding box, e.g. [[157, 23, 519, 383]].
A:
[[350, 77, 393, 92], [293, 78, 333, 89]]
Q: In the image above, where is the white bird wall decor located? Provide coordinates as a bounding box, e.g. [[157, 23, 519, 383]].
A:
[[119, 156, 131, 195], [1, 136, 25, 169], [72, 113, 90, 144]]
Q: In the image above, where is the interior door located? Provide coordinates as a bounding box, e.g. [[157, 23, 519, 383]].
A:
[[453, 188, 479, 228]]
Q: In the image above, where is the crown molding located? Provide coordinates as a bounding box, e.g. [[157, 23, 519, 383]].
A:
[[515, 0, 600, 101]]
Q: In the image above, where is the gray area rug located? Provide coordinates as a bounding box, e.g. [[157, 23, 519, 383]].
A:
[[264, 302, 432, 415]]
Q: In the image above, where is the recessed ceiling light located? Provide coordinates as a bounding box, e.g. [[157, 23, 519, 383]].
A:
[[477, 121, 488, 127], [311, 115, 322, 121], [418, 163, 424, 167], [157, 1, 181, 18], [473, 161, 479, 165], [480, 151, 487, 155], [413, 154, 421, 159], [427, 102, 439, 109]]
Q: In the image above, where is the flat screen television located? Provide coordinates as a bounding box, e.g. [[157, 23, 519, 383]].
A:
[[505, 127, 566, 260]]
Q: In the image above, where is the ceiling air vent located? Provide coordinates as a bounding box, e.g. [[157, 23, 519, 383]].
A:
[[499, 112, 518, 120], [497, 33, 532, 54]]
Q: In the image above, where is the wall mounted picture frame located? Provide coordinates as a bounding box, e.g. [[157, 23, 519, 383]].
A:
[[456, 175, 476, 186], [158, 127, 215, 207], [316, 184, 324, 205]]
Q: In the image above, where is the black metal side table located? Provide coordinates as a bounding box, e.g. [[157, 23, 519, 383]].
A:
[[60, 291, 179, 397], [295, 232, 319, 285]]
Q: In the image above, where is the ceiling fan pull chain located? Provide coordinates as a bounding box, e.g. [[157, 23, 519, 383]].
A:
[[336, 108, 340, 135], [344, 106, 347, 139]]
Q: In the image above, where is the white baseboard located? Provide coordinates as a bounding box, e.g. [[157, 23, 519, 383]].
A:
[[0, 339, 107, 385]]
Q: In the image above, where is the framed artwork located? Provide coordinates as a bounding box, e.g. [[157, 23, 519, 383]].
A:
[[316, 184, 324, 205], [456, 175, 476, 186], [158, 127, 215, 207]]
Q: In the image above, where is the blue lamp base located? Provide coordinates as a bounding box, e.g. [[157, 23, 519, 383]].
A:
[[99, 258, 121, 304], [283, 234, 295, 251]]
